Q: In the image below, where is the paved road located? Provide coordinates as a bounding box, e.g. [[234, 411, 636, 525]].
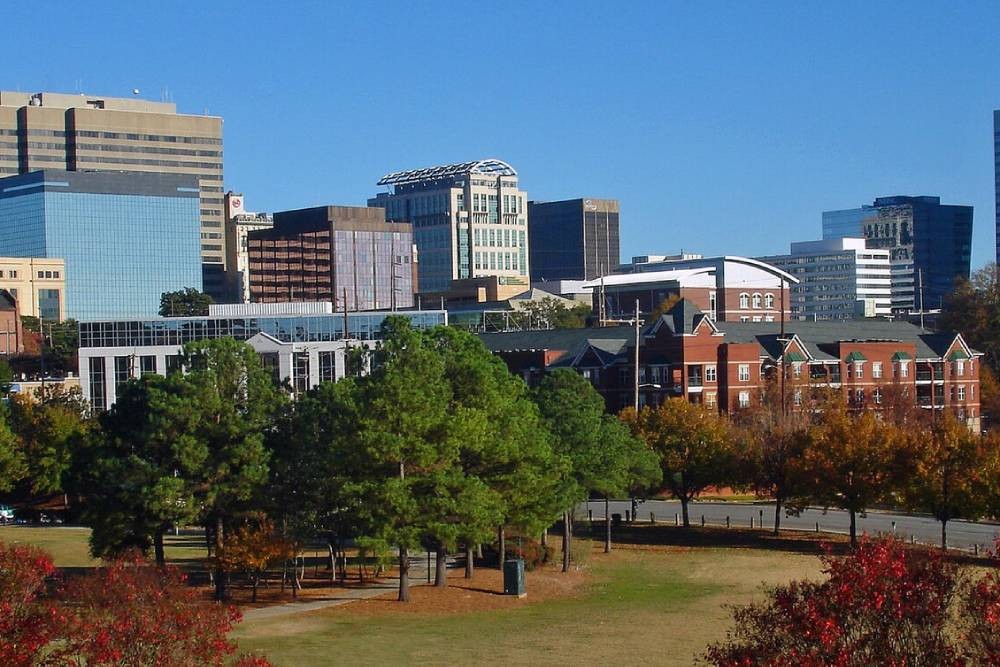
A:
[[581, 500, 1000, 553]]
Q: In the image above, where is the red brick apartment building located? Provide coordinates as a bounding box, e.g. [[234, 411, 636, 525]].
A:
[[480, 299, 982, 430]]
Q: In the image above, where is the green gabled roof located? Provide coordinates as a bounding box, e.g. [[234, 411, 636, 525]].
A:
[[947, 349, 970, 361], [845, 351, 867, 362], [892, 351, 912, 361], [784, 351, 806, 362]]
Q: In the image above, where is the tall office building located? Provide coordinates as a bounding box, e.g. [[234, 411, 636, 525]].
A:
[[247, 205, 415, 311], [368, 159, 528, 293], [0, 170, 202, 319], [0, 91, 225, 298], [757, 238, 891, 320], [822, 196, 972, 313], [527, 198, 620, 281], [224, 192, 273, 303], [995, 110, 999, 263]]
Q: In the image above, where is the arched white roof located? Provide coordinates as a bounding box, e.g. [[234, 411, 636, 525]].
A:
[[377, 159, 517, 186]]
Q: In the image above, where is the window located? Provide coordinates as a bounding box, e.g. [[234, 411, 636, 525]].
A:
[[740, 316, 749, 323], [873, 387, 882, 405], [765, 293, 774, 309], [706, 392, 717, 408], [854, 361, 864, 379], [793, 363, 802, 378], [955, 360, 965, 376], [793, 389, 802, 406], [752, 293, 762, 309], [900, 361, 909, 378], [738, 391, 750, 408], [958, 386, 966, 401], [8, 271, 15, 278], [738, 364, 750, 382], [319, 351, 337, 382], [705, 365, 717, 382], [872, 362, 882, 379], [739, 293, 749, 309], [752, 316, 762, 322], [89, 357, 106, 411], [139, 355, 156, 376], [854, 388, 865, 405]]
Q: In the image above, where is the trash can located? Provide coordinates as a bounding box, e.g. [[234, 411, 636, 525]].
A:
[[612, 513, 622, 527], [503, 558, 526, 597]]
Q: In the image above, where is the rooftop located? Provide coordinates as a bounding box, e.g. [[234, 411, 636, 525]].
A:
[[377, 159, 517, 187]]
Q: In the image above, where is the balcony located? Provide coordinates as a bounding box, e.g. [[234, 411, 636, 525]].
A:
[[916, 369, 944, 382], [687, 372, 703, 388]]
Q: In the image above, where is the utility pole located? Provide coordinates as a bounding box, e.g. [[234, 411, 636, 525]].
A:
[[634, 299, 640, 410], [918, 268, 925, 332], [38, 312, 46, 399], [780, 278, 786, 418]]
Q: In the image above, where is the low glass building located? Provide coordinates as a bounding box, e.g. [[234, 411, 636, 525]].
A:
[[0, 169, 202, 320], [77, 302, 447, 410]]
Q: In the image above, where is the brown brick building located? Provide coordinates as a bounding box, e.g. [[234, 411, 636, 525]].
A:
[[247, 205, 416, 311], [480, 299, 982, 430]]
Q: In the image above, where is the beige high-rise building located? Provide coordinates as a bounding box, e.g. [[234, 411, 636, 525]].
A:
[[368, 159, 529, 294], [224, 192, 273, 303], [0, 91, 225, 299]]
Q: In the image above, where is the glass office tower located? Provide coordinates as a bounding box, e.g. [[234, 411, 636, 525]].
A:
[[0, 170, 202, 319], [822, 196, 972, 313], [527, 198, 620, 281]]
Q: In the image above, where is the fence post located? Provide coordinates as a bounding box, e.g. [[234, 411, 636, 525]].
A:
[[726, 516, 730, 529], [701, 515, 705, 527], [650, 512, 655, 524], [815, 522, 819, 533], [675, 513, 679, 526], [750, 517, 754, 529]]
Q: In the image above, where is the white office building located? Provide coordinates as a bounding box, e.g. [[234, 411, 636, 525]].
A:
[[757, 238, 891, 321], [77, 302, 447, 410]]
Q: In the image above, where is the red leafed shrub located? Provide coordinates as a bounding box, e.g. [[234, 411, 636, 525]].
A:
[[58, 553, 248, 666], [960, 538, 1000, 665], [705, 537, 961, 666], [0, 542, 62, 667]]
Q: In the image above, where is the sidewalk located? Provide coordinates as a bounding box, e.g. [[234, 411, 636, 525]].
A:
[[243, 551, 434, 621]]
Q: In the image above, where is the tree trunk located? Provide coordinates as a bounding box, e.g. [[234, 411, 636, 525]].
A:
[[604, 494, 612, 553], [476, 544, 483, 559], [153, 528, 166, 566], [540, 528, 548, 548], [464, 543, 474, 579], [680, 497, 690, 528], [773, 495, 783, 536], [940, 519, 948, 552], [398, 547, 410, 602], [328, 542, 336, 583], [498, 525, 506, 566], [849, 509, 857, 547], [562, 511, 571, 573], [213, 515, 227, 601], [435, 546, 448, 588], [252, 574, 259, 603]]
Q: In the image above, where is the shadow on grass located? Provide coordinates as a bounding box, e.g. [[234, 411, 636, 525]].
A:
[[600, 523, 994, 567]]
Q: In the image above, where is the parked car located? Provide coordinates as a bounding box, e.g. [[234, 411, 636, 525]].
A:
[[0, 505, 14, 524]]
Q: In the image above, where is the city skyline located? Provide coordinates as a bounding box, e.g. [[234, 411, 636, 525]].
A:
[[4, 3, 999, 272]]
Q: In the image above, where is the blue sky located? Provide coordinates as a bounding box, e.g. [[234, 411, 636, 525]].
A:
[[6, 2, 1000, 269]]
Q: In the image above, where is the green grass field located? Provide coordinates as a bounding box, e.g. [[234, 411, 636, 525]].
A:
[[0, 525, 825, 665], [233, 542, 821, 666], [0, 525, 207, 568]]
